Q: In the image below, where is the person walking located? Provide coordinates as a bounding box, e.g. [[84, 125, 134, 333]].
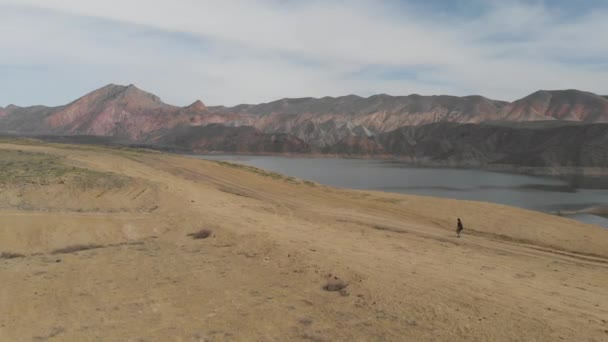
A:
[[456, 218, 464, 238]]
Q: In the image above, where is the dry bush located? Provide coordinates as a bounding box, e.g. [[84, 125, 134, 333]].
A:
[[51, 244, 104, 254], [187, 229, 212, 240], [0, 252, 25, 259]]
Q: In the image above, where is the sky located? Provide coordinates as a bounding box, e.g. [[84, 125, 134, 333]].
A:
[[0, 0, 607, 107]]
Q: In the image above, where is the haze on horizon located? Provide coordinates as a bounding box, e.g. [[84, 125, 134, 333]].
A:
[[1, 0, 607, 107]]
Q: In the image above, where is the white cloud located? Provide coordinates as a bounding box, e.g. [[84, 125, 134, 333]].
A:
[[0, 0, 607, 106]]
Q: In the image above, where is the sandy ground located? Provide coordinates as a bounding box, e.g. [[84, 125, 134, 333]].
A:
[[0, 141, 607, 342]]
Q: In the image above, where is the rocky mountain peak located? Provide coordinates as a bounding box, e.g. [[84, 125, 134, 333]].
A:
[[505, 89, 608, 122], [187, 100, 207, 112], [82, 83, 164, 106]]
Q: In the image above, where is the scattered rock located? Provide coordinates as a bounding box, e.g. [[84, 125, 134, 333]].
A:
[[299, 318, 313, 326], [323, 278, 348, 292], [187, 229, 212, 240]]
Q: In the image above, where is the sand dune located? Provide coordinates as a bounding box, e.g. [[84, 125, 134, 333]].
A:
[[0, 140, 607, 341]]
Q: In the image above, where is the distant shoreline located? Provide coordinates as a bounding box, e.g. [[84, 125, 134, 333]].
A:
[[188, 151, 608, 187], [3, 133, 608, 186]]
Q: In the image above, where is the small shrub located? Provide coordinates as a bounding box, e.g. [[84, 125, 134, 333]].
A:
[[187, 229, 212, 240], [0, 252, 25, 259], [51, 244, 104, 254]]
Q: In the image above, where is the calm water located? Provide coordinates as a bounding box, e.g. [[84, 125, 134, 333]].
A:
[[196, 155, 608, 228]]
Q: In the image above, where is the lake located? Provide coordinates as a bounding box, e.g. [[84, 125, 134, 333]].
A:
[[196, 155, 608, 228]]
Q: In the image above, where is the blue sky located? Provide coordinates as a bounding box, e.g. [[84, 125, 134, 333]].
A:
[[0, 0, 607, 107]]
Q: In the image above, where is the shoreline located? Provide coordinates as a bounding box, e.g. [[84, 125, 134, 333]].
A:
[[185, 152, 608, 229], [4, 133, 608, 186], [186, 150, 608, 188]]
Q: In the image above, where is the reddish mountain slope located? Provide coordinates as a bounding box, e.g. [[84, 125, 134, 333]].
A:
[[2, 85, 608, 150], [503, 90, 608, 122], [0, 84, 253, 140], [221, 93, 510, 134], [44, 84, 254, 140], [210, 90, 608, 145]]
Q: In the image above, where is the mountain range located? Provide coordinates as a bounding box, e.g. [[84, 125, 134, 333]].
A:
[[2, 84, 608, 173]]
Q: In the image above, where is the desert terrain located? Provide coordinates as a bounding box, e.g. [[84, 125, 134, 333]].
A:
[[0, 139, 607, 341]]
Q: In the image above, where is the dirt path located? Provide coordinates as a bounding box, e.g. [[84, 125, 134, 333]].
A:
[[0, 142, 607, 341]]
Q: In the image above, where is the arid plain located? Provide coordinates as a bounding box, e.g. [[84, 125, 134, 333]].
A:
[[0, 140, 607, 341]]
